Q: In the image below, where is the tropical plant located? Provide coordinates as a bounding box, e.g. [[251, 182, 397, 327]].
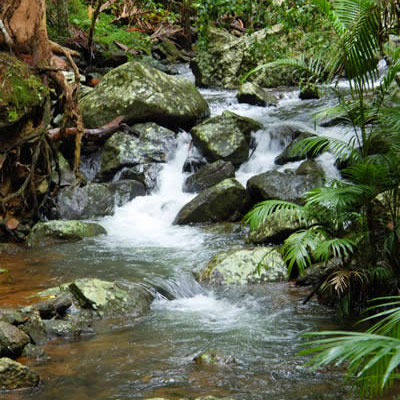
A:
[[244, 0, 400, 312], [300, 297, 400, 397]]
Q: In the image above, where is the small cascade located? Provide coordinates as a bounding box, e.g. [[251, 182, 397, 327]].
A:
[[101, 132, 204, 249]]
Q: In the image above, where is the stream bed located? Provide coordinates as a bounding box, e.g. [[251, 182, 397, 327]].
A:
[[1, 66, 368, 400]]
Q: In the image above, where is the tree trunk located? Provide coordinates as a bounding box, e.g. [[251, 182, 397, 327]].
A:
[[0, 0, 52, 66]]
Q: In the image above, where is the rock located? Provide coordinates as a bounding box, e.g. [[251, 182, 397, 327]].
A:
[[52, 152, 76, 187], [174, 179, 248, 225], [99, 123, 177, 179], [183, 160, 235, 193], [68, 278, 153, 318], [138, 55, 179, 75], [0, 321, 30, 357], [56, 181, 145, 219], [200, 222, 243, 235], [34, 293, 72, 320], [296, 159, 325, 177], [0, 358, 40, 390], [43, 317, 94, 339], [193, 350, 236, 365], [113, 164, 163, 193], [27, 220, 107, 247], [247, 170, 322, 204], [247, 215, 302, 245], [191, 26, 282, 89], [269, 123, 312, 147], [299, 84, 321, 100], [236, 82, 278, 106], [18, 311, 47, 346], [0, 310, 25, 325], [80, 61, 210, 130], [198, 247, 288, 285], [21, 343, 47, 359], [191, 111, 262, 167], [182, 146, 207, 173], [274, 132, 316, 165], [152, 38, 188, 64]]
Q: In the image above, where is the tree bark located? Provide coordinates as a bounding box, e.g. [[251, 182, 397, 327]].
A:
[[56, 0, 71, 39]]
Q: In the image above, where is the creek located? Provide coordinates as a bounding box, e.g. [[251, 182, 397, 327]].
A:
[[2, 66, 362, 400]]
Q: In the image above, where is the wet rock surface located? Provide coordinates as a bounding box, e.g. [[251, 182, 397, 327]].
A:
[[28, 220, 107, 247], [183, 160, 235, 193], [191, 111, 262, 167], [0, 321, 30, 357], [56, 181, 145, 219], [197, 247, 288, 285], [237, 82, 278, 106], [174, 178, 248, 225], [247, 170, 323, 204]]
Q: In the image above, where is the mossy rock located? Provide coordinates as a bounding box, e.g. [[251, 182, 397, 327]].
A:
[[198, 247, 288, 285], [79, 61, 210, 130], [191, 111, 262, 167], [237, 82, 278, 107], [0, 358, 40, 391], [174, 178, 248, 225], [27, 221, 107, 247], [0, 53, 48, 134]]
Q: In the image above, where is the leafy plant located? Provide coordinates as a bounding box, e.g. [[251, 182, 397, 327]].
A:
[[300, 297, 400, 397]]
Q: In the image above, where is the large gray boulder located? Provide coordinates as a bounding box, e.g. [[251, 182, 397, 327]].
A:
[[183, 160, 235, 193], [0, 358, 40, 390], [57, 180, 145, 219], [247, 170, 323, 204], [197, 247, 288, 285], [236, 82, 278, 106], [98, 123, 177, 179], [191, 111, 262, 167], [79, 61, 210, 130], [174, 178, 248, 225], [28, 220, 106, 247], [191, 26, 283, 89], [0, 322, 30, 357]]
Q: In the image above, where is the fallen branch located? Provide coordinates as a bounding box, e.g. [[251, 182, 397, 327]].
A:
[[48, 116, 129, 141]]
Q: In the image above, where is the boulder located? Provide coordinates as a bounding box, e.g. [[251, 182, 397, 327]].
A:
[[174, 179, 248, 225], [183, 160, 235, 193], [295, 159, 325, 177], [34, 293, 72, 320], [191, 111, 262, 167], [21, 344, 47, 359], [56, 180, 145, 219], [247, 215, 302, 245], [0, 358, 40, 390], [197, 247, 288, 285], [98, 123, 177, 179], [274, 132, 316, 165], [68, 278, 152, 318], [268, 123, 312, 148], [236, 82, 278, 106], [0, 321, 30, 357], [28, 221, 106, 247], [113, 164, 163, 193], [191, 26, 283, 89], [52, 152, 76, 187], [18, 311, 47, 346], [79, 61, 210, 130], [247, 170, 322, 204]]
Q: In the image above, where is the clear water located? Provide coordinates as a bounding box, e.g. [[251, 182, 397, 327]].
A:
[[1, 67, 371, 400]]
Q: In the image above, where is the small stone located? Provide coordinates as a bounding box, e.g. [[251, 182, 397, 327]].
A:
[[0, 322, 30, 357]]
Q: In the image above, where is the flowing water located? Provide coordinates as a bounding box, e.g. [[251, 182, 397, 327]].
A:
[[1, 67, 372, 400]]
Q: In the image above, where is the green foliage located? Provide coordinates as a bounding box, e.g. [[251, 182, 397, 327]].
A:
[[301, 297, 400, 397]]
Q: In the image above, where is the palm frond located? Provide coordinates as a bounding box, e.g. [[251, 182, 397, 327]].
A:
[[243, 200, 308, 231], [300, 331, 400, 397], [313, 237, 356, 263]]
